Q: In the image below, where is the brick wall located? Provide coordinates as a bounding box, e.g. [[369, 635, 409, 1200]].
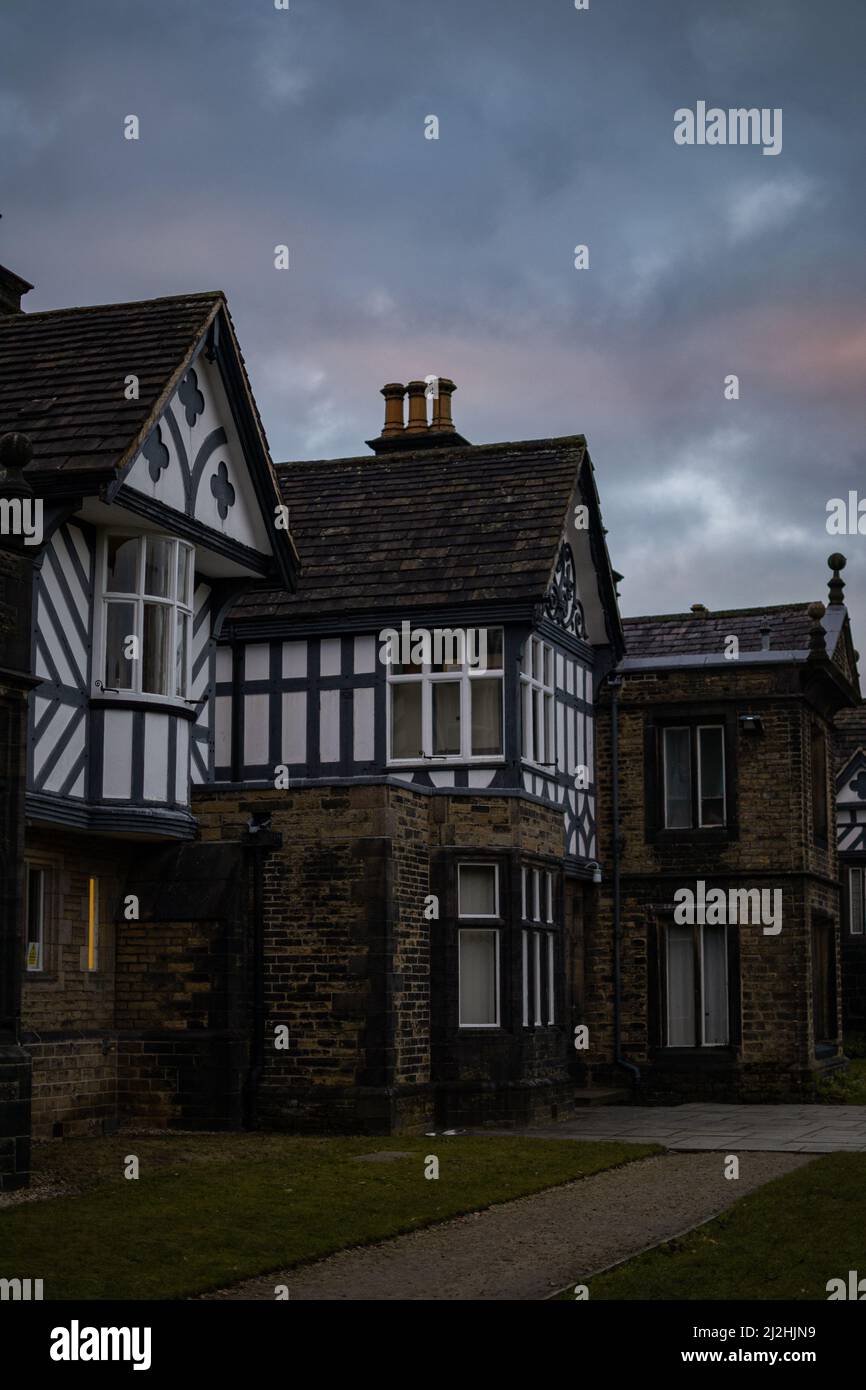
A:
[[588, 664, 844, 1099]]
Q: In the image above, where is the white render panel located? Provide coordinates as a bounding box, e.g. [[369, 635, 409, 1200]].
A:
[[102, 710, 134, 798], [555, 653, 564, 689], [468, 769, 497, 788], [354, 635, 376, 673], [281, 691, 307, 763], [320, 637, 342, 677], [215, 646, 232, 682], [244, 644, 270, 681], [33, 702, 78, 781], [40, 711, 85, 794], [556, 701, 566, 774], [215, 695, 232, 766], [244, 693, 270, 765], [282, 641, 307, 678], [175, 720, 189, 803], [353, 687, 374, 762], [143, 713, 170, 802], [319, 689, 340, 762], [429, 770, 455, 788], [37, 593, 77, 687]]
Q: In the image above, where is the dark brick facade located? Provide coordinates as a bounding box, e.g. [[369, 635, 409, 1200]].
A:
[[584, 660, 847, 1100]]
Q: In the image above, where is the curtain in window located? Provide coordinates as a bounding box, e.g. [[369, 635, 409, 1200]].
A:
[[471, 678, 502, 755], [432, 681, 460, 755], [702, 924, 728, 1044], [392, 683, 422, 758], [667, 924, 695, 1045], [664, 728, 691, 828], [459, 930, 497, 1025]]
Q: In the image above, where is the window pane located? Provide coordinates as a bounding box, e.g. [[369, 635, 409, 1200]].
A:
[[521, 681, 532, 759], [459, 930, 498, 1026], [702, 924, 728, 1044], [534, 688, 545, 761], [143, 603, 171, 695], [546, 871, 553, 923], [106, 536, 138, 593], [391, 682, 422, 758], [532, 868, 541, 922], [471, 677, 502, 756], [545, 693, 554, 764], [533, 932, 542, 1025], [430, 631, 466, 672], [547, 932, 555, 1024], [484, 628, 503, 671], [543, 645, 552, 687], [175, 611, 189, 698], [105, 601, 136, 690], [522, 930, 529, 1026], [532, 638, 542, 681], [144, 537, 172, 598], [699, 727, 725, 826], [521, 866, 527, 920], [177, 546, 192, 607], [667, 924, 695, 1046], [432, 680, 461, 755], [851, 869, 864, 936], [459, 864, 497, 917], [664, 728, 691, 828]]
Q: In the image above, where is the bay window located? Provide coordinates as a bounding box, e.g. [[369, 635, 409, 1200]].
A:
[[387, 627, 503, 763], [99, 534, 193, 700]]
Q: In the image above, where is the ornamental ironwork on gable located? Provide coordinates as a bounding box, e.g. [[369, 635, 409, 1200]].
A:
[[544, 540, 586, 639]]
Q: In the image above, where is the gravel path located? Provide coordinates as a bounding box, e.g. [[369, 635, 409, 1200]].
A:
[[199, 1150, 811, 1301]]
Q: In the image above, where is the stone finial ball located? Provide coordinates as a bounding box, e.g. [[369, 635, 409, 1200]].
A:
[[807, 601, 826, 620], [828, 553, 847, 571]]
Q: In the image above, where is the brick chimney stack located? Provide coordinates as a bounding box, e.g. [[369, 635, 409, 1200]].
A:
[[0, 263, 33, 315]]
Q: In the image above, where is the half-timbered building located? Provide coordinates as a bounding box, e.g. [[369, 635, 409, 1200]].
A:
[[1, 262, 863, 1190]]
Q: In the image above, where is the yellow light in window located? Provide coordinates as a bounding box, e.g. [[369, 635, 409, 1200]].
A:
[[88, 877, 98, 972]]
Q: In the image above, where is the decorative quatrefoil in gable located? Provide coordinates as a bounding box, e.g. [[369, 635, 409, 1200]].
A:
[[179, 366, 205, 426], [544, 541, 587, 639], [143, 424, 170, 483], [210, 460, 236, 520], [849, 769, 866, 800]]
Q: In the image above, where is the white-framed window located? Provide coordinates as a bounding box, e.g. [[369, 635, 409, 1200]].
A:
[[849, 867, 865, 936], [520, 865, 557, 1026], [662, 724, 726, 829], [520, 636, 555, 768], [25, 863, 46, 973], [665, 922, 728, 1046], [458, 863, 500, 1028], [96, 533, 194, 701], [386, 627, 504, 764]]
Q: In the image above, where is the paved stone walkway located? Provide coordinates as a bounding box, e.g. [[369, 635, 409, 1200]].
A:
[[199, 1150, 810, 1301], [493, 1104, 866, 1153]]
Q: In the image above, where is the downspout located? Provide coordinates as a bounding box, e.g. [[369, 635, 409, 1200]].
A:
[[243, 815, 281, 1129], [610, 673, 640, 1088]]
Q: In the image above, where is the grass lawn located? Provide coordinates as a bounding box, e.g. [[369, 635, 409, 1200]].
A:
[[581, 1153, 866, 1300], [0, 1131, 657, 1300]]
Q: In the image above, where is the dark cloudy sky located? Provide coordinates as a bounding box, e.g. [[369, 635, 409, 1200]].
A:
[[2, 0, 865, 626]]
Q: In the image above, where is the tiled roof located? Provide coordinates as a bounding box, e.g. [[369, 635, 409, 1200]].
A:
[[0, 292, 223, 485], [622, 604, 815, 659], [231, 436, 586, 622]]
